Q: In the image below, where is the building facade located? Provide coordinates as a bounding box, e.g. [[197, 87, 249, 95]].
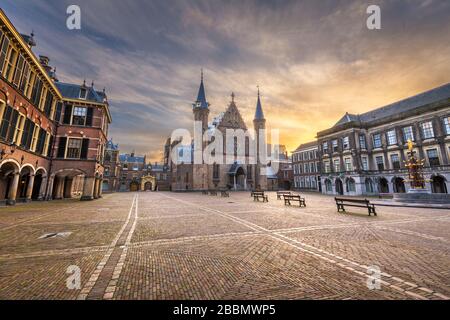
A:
[[0, 9, 111, 205], [166, 73, 269, 191], [102, 139, 120, 193], [292, 142, 321, 192], [316, 83, 450, 196]]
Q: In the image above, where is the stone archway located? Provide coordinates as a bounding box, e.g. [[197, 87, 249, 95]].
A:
[[141, 175, 156, 191], [0, 160, 21, 205], [379, 177, 389, 193], [32, 168, 47, 200], [431, 175, 447, 194], [392, 177, 406, 193], [335, 178, 344, 195]]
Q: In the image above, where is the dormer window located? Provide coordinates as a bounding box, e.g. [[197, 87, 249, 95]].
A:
[[79, 88, 87, 100]]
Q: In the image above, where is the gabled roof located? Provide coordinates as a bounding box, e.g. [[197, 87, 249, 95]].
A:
[[55, 82, 106, 103], [333, 113, 359, 127], [293, 141, 318, 152], [106, 139, 119, 151]]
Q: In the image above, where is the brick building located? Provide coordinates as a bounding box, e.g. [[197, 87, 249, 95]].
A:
[[0, 9, 111, 205], [292, 142, 321, 192], [102, 139, 120, 193]]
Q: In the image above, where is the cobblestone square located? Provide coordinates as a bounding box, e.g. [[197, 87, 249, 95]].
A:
[[0, 192, 449, 300]]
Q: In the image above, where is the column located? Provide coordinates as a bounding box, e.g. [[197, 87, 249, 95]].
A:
[[98, 179, 103, 198], [38, 176, 47, 200], [93, 178, 99, 199], [46, 176, 55, 200], [25, 174, 35, 202], [7, 172, 20, 205], [54, 177, 64, 200], [234, 176, 237, 190], [81, 176, 95, 201]]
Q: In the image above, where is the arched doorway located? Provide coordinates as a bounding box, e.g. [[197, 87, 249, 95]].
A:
[[325, 179, 332, 193], [236, 167, 246, 190], [31, 169, 46, 200], [17, 165, 34, 201], [144, 182, 152, 191], [335, 178, 344, 195], [379, 178, 389, 193], [102, 180, 109, 192], [0, 160, 20, 205], [130, 181, 139, 192], [431, 176, 447, 194], [393, 177, 406, 193]]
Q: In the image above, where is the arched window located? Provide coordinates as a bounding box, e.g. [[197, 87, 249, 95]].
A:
[[346, 178, 356, 192], [325, 179, 332, 192], [365, 178, 374, 193]]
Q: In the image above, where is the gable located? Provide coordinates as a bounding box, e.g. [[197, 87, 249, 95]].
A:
[[216, 102, 248, 131]]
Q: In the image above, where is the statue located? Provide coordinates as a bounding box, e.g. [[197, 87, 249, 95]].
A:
[[404, 140, 426, 189]]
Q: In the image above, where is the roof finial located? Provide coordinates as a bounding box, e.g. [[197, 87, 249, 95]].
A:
[[91, 80, 95, 87], [83, 79, 86, 87], [201, 68, 204, 82], [231, 92, 235, 103], [257, 85, 260, 97]]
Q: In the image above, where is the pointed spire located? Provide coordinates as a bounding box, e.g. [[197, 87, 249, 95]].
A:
[[231, 92, 235, 103], [195, 69, 208, 109], [254, 85, 265, 120]]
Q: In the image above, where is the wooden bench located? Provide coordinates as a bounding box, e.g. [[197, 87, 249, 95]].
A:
[[283, 194, 306, 207], [277, 191, 292, 200], [253, 191, 268, 203], [335, 197, 377, 216], [209, 191, 217, 196], [221, 190, 230, 198]]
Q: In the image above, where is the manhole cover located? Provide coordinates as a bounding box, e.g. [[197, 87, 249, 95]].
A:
[[38, 232, 72, 239]]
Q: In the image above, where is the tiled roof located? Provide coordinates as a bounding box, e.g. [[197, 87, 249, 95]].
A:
[[293, 141, 318, 152], [106, 139, 119, 151], [55, 82, 106, 103], [331, 82, 450, 129]]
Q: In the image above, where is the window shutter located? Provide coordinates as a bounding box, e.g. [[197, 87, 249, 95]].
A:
[[63, 104, 72, 124], [36, 128, 46, 154], [47, 135, 53, 157], [0, 105, 12, 140], [44, 91, 53, 117], [57, 137, 67, 158], [25, 121, 34, 150], [86, 107, 94, 126], [80, 138, 89, 159], [20, 118, 31, 148], [55, 102, 63, 123], [6, 110, 19, 143], [0, 36, 10, 74]]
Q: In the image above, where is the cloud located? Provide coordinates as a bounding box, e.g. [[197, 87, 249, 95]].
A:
[[2, 0, 450, 159]]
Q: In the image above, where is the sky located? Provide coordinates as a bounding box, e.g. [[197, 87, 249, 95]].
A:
[[2, 0, 450, 161]]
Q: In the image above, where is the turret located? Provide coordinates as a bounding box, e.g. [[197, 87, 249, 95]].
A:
[[193, 70, 210, 133]]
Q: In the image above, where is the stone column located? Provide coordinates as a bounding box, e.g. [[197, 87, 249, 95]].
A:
[[7, 172, 20, 205], [98, 179, 103, 198], [93, 179, 99, 199], [81, 176, 95, 201], [38, 176, 47, 200], [25, 174, 35, 202], [46, 176, 55, 200], [55, 177, 65, 200]]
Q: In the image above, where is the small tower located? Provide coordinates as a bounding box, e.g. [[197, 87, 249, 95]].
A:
[[253, 86, 267, 190], [193, 70, 210, 133], [192, 70, 210, 191]]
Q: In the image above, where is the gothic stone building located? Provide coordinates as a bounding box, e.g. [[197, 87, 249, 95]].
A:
[[317, 83, 450, 196], [166, 74, 269, 191], [0, 9, 111, 205]]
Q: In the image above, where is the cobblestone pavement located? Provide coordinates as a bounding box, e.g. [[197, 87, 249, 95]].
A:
[[0, 192, 449, 300]]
